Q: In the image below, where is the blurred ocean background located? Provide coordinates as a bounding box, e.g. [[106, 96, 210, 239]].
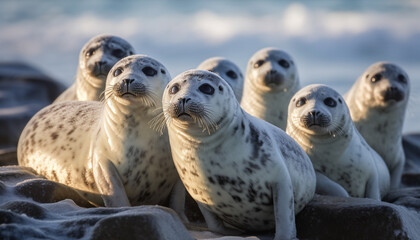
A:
[[1, 0, 419, 133]]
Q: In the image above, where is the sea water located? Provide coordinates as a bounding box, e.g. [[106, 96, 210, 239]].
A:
[[0, 0, 419, 133]]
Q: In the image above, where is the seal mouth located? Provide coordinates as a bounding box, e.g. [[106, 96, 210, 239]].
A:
[[120, 92, 137, 97], [177, 112, 192, 118]]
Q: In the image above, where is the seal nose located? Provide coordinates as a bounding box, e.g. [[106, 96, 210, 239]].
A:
[[179, 97, 191, 105], [269, 69, 277, 74], [124, 79, 135, 85], [309, 111, 320, 117], [384, 86, 404, 102], [97, 61, 106, 66]]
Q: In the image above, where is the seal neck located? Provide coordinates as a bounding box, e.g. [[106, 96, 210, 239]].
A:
[[76, 68, 106, 101]]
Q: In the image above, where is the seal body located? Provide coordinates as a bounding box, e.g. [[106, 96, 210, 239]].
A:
[[18, 55, 176, 207], [160, 70, 315, 239], [54, 34, 135, 102], [286, 84, 390, 199], [197, 57, 244, 101], [240, 48, 300, 130], [344, 62, 410, 189]]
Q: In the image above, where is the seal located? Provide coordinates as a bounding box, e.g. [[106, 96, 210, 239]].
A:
[[18, 55, 177, 208], [155, 70, 316, 239], [344, 62, 410, 189], [240, 48, 300, 130], [286, 84, 390, 200], [197, 57, 244, 101], [54, 34, 135, 103]]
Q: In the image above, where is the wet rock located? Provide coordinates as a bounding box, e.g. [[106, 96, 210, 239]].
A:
[[296, 194, 420, 240], [0, 62, 65, 149]]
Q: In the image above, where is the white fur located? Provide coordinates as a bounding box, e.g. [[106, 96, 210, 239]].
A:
[[18, 55, 176, 207], [344, 62, 409, 189], [286, 84, 390, 199], [54, 34, 135, 102], [241, 48, 300, 130], [197, 57, 244, 101], [163, 70, 315, 239]]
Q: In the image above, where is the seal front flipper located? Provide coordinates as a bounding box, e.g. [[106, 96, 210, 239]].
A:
[[93, 156, 130, 207], [169, 178, 188, 222], [315, 172, 349, 197], [197, 202, 242, 236], [365, 174, 381, 200]]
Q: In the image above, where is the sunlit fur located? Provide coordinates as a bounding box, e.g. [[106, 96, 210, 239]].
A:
[[286, 84, 390, 199], [241, 47, 300, 130], [54, 34, 135, 102], [344, 62, 410, 188]]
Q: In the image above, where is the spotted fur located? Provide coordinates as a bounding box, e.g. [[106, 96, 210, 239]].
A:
[[18, 55, 176, 207], [344, 62, 410, 189], [162, 70, 315, 236], [286, 84, 390, 199]]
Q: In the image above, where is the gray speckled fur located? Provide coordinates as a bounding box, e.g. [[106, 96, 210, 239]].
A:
[[344, 62, 409, 189], [18, 55, 176, 207], [287, 84, 390, 199], [163, 70, 315, 237]]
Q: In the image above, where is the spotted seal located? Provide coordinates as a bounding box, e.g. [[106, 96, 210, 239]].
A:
[[18, 55, 177, 208], [286, 84, 390, 199], [240, 48, 300, 130], [154, 70, 315, 239], [344, 62, 410, 189], [54, 34, 135, 102], [197, 57, 244, 101]]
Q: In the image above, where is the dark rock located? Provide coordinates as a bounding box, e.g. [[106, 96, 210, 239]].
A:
[[0, 62, 65, 149], [0, 148, 18, 166], [383, 187, 420, 210], [296, 194, 420, 240], [402, 134, 420, 187]]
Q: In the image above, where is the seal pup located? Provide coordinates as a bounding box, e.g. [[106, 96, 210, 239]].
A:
[[286, 84, 390, 200], [197, 57, 244, 101], [344, 62, 410, 189], [155, 70, 315, 239], [54, 34, 135, 102], [240, 48, 300, 130], [18, 55, 177, 208]]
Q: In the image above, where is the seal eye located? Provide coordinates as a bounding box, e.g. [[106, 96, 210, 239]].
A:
[[278, 59, 290, 68], [254, 60, 265, 68], [199, 83, 215, 95], [142, 67, 157, 77], [113, 67, 123, 77], [398, 74, 407, 83], [86, 49, 95, 57], [161, 69, 166, 74], [371, 74, 382, 83], [324, 97, 337, 107], [226, 70, 238, 79], [111, 49, 125, 58], [296, 97, 306, 107], [170, 84, 179, 94]]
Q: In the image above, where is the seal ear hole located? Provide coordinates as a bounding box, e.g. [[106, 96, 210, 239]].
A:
[[366, 74, 370, 79], [161, 69, 166, 74], [170, 84, 180, 94], [371, 73, 382, 83], [278, 59, 290, 68], [296, 97, 306, 107], [398, 74, 407, 83], [129, 51, 134, 55], [199, 83, 215, 95], [111, 49, 125, 58], [219, 86, 223, 91], [226, 70, 238, 79], [142, 66, 157, 77], [113, 67, 123, 77], [292, 98, 296, 102], [254, 60, 265, 68], [338, 98, 342, 104], [324, 97, 337, 107]]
